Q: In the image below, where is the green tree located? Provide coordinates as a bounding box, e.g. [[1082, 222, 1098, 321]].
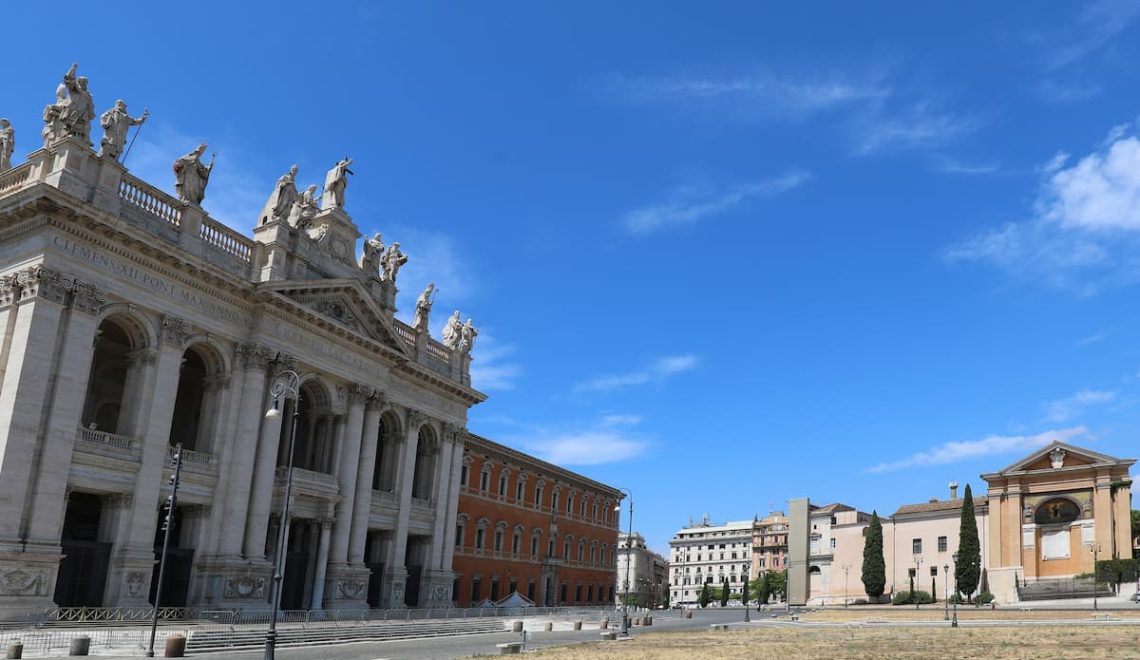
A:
[[742, 576, 750, 607], [956, 483, 982, 601], [660, 584, 670, 608], [720, 577, 730, 607], [861, 511, 886, 599], [1132, 510, 1139, 559], [699, 582, 710, 608], [767, 570, 787, 601], [931, 577, 937, 602]]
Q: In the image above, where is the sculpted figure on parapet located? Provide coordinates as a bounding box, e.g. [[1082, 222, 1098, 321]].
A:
[[260, 165, 299, 225], [173, 143, 214, 205], [460, 318, 478, 353], [60, 64, 96, 144], [359, 232, 384, 275], [412, 283, 435, 334], [322, 157, 353, 209], [99, 100, 147, 161], [442, 310, 462, 349], [287, 184, 319, 230], [381, 242, 408, 283], [0, 119, 13, 171]]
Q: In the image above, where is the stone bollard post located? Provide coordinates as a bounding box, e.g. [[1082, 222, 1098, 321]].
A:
[[68, 636, 90, 656], [572, 621, 582, 630], [600, 618, 609, 629], [164, 634, 187, 658], [644, 615, 653, 626], [512, 620, 524, 633], [544, 622, 553, 632], [6, 641, 22, 659], [684, 610, 693, 619]]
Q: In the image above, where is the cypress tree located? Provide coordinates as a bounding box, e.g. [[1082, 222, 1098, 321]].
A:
[[956, 483, 982, 601], [699, 582, 710, 608], [742, 576, 750, 607], [758, 573, 770, 607], [720, 577, 729, 607], [861, 511, 886, 599]]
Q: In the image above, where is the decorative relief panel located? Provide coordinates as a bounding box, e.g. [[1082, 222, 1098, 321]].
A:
[[0, 568, 49, 597], [223, 574, 266, 599]]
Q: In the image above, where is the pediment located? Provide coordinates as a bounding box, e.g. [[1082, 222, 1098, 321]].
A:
[[261, 279, 413, 355], [992, 441, 1127, 476]]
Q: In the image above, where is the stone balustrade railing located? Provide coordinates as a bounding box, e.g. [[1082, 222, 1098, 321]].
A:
[[77, 425, 135, 451], [167, 444, 214, 466], [393, 323, 417, 350], [0, 162, 33, 196], [275, 466, 340, 492], [118, 173, 182, 228], [200, 216, 253, 263]]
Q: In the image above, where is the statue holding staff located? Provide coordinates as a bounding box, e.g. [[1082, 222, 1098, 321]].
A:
[[412, 283, 435, 334], [259, 165, 299, 224], [58, 63, 95, 144], [322, 157, 353, 209], [442, 310, 462, 349], [381, 242, 408, 283], [359, 232, 384, 275], [173, 143, 214, 205], [0, 119, 14, 171], [98, 100, 147, 160]]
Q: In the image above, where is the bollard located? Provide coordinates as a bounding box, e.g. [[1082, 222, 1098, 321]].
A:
[[6, 642, 22, 660], [164, 634, 187, 658], [512, 620, 524, 633], [572, 621, 582, 630], [684, 610, 693, 619], [600, 618, 609, 629], [544, 622, 553, 632], [68, 636, 90, 656], [633, 617, 641, 626], [644, 616, 653, 626]]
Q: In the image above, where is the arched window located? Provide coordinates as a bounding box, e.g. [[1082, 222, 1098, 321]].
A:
[[480, 462, 493, 493], [459, 456, 472, 488], [373, 413, 401, 491], [563, 535, 572, 560], [511, 525, 523, 555], [530, 529, 541, 558], [411, 426, 438, 500], [534, 481, 545, 509], [567, 491, 575, 515], [577, 539, 585, 562], [455, 514, 468, 548], [475, 518, 488, 551], [498, 469, 510, 497], [551, 487, 561, 512], [515, 474, 527, 502], [493, 522, 507, 552]]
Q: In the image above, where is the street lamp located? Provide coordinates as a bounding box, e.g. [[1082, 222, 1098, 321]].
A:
[[943, 563, 949, 621], [842, 564, 850, 608], [951, 552, 959, 628], [264, 369, 302, 660], [615, 488, 634, 636], [1088, 542, 1101, 612]]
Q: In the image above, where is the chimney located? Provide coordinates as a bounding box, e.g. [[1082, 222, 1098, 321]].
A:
[[949, 481, 958, 500]]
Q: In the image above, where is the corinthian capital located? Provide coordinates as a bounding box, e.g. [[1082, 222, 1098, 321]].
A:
[[347, 383, 372, 405], [162, 314, 193, 347], [406, 409, 427, 430], [236, 342, 273, 371]]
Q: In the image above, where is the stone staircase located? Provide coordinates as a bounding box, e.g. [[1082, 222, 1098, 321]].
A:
[[185, 617, 508, 652], [1017, 577, 1113, 601]]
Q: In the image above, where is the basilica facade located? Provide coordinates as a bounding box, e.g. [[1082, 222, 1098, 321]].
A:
[[0, 70, 485, 616]]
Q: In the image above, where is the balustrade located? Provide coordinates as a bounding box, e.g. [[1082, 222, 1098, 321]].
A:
[[77, 425, 135, 451], [0, 162, 32, 195], [200, 217, 254, 263], [118, 174, 182, 227]]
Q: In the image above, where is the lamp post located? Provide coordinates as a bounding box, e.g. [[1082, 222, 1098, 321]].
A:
[[914, 556, 922, 610], [146, 445, 183, 657], [943, 563, 949, 621], [264, 369, 302, 660], [1088, 542, 1101, 612], [842, 564, 850, 608], [616, 488, 633, 636], [951, 552, 959, 628]]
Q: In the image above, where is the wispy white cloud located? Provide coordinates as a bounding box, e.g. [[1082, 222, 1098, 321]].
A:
[[866, 426, 1090, 473], [600, 414, 643, 426], [467, 329, 522, 391], [1043, 0, 1140, 72], [574, 354, 699, 392], [1043, 389, 1116, 422], [944, 122, 1140, 294], [849, 103, 984, 156], [1075, 330, 1109, 346], [479, 414, 651, 466], [931, 156, 1002, 176], [622, 172, 809, 235]]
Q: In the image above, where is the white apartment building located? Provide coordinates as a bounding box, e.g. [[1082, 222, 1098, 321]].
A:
[[614, 532, 668, 607], [668, 517, 753, 605]]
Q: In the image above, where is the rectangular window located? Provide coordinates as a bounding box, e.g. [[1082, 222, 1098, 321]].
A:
[[535, 487, 544, 508], [531, 535, 539, 557], [512, 533, 521, 554], [470, 577, 481, 602], [930, 567, 938, 576], [499, 474, 507, 495], [455, 524, 463, 547], [479, 471, 489, 492], [912, 538, 922, 554], [575, 584, 582, 602], [938, 536, 948, 552], [460, 465, 469, 487], [490, 577, 500, 601], [516, 482, 524, 501], [907, 568, 916, 579], [527, 581, 536, 601], [475, 528, 485, 549], [552, 492, 560, 511], [830, 538, 836, 549]]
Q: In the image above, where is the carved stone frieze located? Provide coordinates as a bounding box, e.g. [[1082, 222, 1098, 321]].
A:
[[347, 383, 372, 405], [70, 279, 107, 315], [406, 409, 427, 430], [366, 391, 388, 412], [0, 568, 49, 597], [126, 347, 157, 365], [125, 571, 148, 598], [336, 578, 367, 600], [223, 574, 266, 599], [103, 492, 134, 509]]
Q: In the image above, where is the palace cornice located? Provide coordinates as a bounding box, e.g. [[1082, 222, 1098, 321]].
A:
[[465, 432, 623, 499]]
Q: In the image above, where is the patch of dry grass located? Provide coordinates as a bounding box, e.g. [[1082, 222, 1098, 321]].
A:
[[487, 624, 1140, 659], [803, 607, 1140, 622]]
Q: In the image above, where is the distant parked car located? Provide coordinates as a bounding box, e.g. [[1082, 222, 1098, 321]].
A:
[[1131, 591, 1140, 603]]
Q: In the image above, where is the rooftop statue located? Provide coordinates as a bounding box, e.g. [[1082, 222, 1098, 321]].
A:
[[359, 232, 384, 276], [460, 319, 478, 354], [380, 242, 408, 283], [412, 283, 435, 334], [322, 157, 353, 209], [287, 184, 319, 230], [173, 143, 214, 205], [41, 77, 69, 147], [260, 165, 299, 225], [98, 100, 147, 161], [0, 119, 13, 171], [56, 63, 96, 145], [442, 310, 462, 349]]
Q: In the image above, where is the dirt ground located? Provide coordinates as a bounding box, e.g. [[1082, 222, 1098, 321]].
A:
[[486, 623, 1140, 659], [801, 607, 1140, 622]]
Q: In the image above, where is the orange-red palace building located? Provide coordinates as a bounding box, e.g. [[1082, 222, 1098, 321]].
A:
[[453, 433, 623, 607]]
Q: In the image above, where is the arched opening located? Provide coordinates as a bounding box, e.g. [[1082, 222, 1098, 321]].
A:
[[81, 318, 138, 434], [371, 413, 400, 491], [53, 493, 111, 607], [277, 379, 334, 474], [167, 346, 214, 452], [411, 426, 437, 500]]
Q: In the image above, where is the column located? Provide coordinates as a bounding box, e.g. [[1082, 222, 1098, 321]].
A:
[[323, 385, 369, 607], [438, 435, 466, 575], [242, 391, 285, 559], [421, 426, 463, 607], [106, 325, 186, 606], [380, 409, 423, 607], [1113, 481, 1131, 559], [1093, 475, 1113, 559], [214, 344, 271, 557], [309, 519, 333, 610], [348, 398, 384, 565]]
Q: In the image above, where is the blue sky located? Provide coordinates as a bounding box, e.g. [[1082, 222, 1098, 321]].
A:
[[7, 1, 1140, 554]]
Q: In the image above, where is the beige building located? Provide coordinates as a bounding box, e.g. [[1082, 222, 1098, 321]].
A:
[[822, 441, 1134, 604], [615, 532, 668, 607], [0, 75, 486, 615], [806, 503, 869, 603]]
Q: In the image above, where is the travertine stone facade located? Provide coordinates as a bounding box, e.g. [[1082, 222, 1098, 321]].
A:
[[614, 532, 668, 607], [668, 517, 754, 605], [0, 127, 485, 614]]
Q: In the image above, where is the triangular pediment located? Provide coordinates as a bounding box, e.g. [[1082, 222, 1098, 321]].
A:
[[992, 441, 1128, 476], [260, 279, 414, 355]]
